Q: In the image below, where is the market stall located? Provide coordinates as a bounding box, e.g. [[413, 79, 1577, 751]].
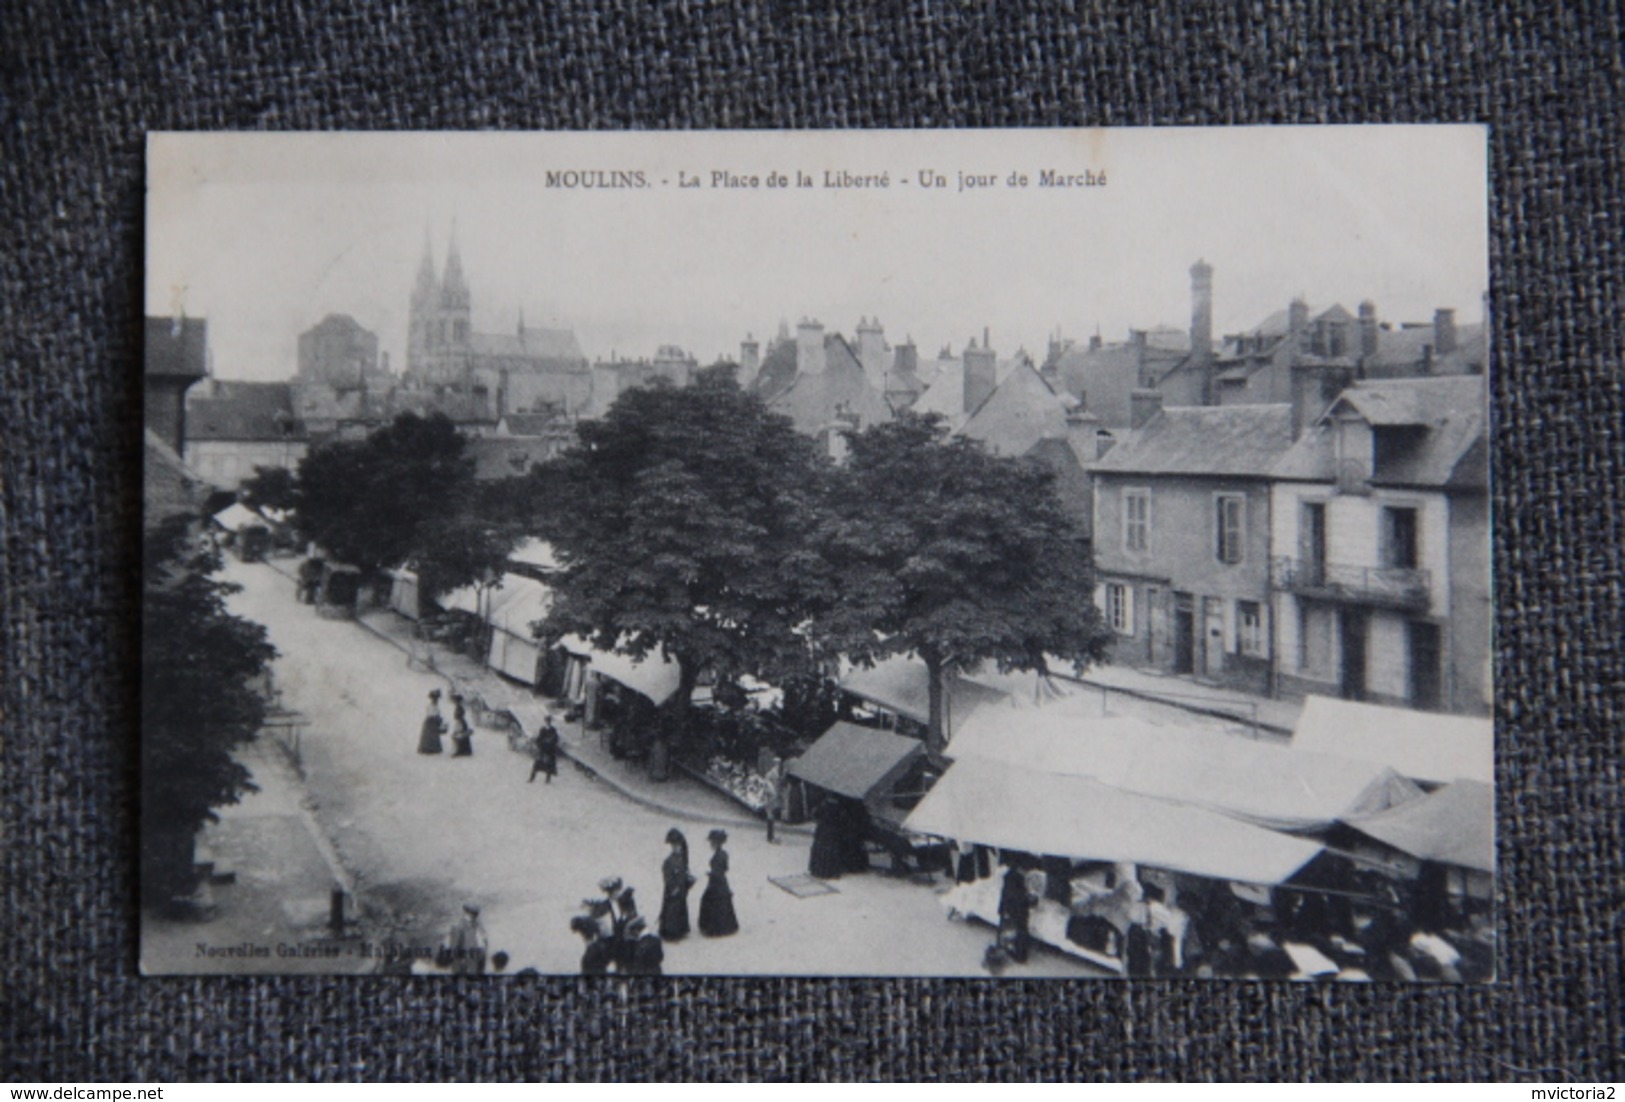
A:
[[948, 708, 1422, 833], [1290, 695, 1494, 786], [484, 574, 552, 686]]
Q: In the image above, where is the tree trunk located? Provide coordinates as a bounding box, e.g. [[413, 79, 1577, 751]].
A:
[[923, 650, 948, 761], [650, 656, 701, 783]]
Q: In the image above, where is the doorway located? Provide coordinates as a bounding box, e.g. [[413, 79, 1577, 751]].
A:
[[1338, 609, 1368, 701], [1202, 596, 1226, 678], [1173, 593, 1195, 675], [1408, 620, 1443, 711]]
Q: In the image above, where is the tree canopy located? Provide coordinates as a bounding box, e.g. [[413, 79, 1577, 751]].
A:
[[815, 412, 1113, 754], [238, 465, 298, 514], [522, 366, 831, 724], [293, 412, 517, 597], [142, 518, 277, 904]]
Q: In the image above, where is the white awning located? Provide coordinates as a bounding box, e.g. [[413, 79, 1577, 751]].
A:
[[558, 634, 681, 705], [905, 757, 1323, 885], [212, 502, 268, 532], [1291, 695, 1494, 785]]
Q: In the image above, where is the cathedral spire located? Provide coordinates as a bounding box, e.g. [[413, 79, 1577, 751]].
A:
[[411, 222, 439, 306], [441, 219, 470, 310]]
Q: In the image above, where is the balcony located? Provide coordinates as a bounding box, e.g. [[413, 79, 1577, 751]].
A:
[[1272, 556, 1431, 610]]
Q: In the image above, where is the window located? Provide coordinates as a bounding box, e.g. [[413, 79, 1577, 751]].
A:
[[1215, 494, 1245, 564], [1237, 600, 1265, 657], [1104, 583, 1134, 635], [1123, 490, 1150, 553], [1382, 506, 1419, 569]]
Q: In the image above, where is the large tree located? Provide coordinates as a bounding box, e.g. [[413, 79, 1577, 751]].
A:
[[523, 366, 831, 740], [816, 412, 1113, 756], [142, 518, 277, 905], [293, 412, 516, 597]]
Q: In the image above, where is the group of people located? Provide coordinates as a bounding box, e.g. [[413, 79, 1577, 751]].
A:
[[568, 827, 740, 975], [416, 689, 475, 757]]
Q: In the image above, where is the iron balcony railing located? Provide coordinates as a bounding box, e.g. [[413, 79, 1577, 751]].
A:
[[1271, 556, 1431, 610]]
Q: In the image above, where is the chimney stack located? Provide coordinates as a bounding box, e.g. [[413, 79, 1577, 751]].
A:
[[856, 315, 887, 389], [963, 336, 997, 413], [796, 317, 826, 376], [1190, 259, 1214, 359], [740, 333, 760, 383], [1434, 308, 1457, 355], [1358, 301, 1379, 361], [1288, 298, 1310, 346], [1129, 388, 1163, 430]]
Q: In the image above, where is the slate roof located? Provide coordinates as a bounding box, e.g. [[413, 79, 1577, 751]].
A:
[[766, 334, 893, 435], [1091, 403, 1296, 478], [145, 316, 208, 379], [499, 412, 559, 436], [469, 325, 586, 365], [957, 360, 1074, 457], [467, 436, 549, 481], [187, 382, 306, 442], [1272, 375, 1487, 489], [750, 336, 800, 401], [144, 428, 208, 525]]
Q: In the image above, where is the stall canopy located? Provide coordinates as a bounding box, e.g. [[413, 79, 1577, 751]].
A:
[[212, 502, 268, 532], [1342, 780, 1495, 873], [949, 706, 1422, 832], [905, 757, 1323, 885], [559, 634, 682, 705], [840, 654, 1011, 729], [508, 538, 560, 572], [1291, 695, 1494, 785], [787, 722, 925, 802], [484, 575, 552, 684], [387, 568, 421, 620]]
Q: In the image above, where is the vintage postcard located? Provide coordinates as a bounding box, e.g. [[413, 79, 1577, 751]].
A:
[[142, 128, 1492, 979]]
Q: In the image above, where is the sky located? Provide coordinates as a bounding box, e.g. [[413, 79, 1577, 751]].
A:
[[148, 128, 1489, 382]]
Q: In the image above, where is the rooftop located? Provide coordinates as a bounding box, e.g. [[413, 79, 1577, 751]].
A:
[[1091, 403, 1296, 478]]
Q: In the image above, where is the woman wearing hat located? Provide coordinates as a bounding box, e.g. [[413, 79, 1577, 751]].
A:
[[416, 690, 445, 755], [698, 829, 739, 937], [658, 828, 694, 941], [449, 694, 474, 757]]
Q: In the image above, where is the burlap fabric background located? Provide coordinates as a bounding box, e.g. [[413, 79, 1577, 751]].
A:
[[3, 0, 1620, 1082]]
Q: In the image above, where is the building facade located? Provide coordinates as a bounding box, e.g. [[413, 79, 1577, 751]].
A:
[[1090, 399, 1296, 695], [1269, 376, 1489, 715]]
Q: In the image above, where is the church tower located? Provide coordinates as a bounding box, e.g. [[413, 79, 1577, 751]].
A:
[[407, 226, 441, 383], [436, 222, 473, 387]]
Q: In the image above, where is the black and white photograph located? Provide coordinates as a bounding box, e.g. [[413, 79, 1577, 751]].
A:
[[142, 128, 1492, 980]]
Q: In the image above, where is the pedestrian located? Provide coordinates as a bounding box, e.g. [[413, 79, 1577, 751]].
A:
[[443, 903, 488, 974], [622, 917, 665, 976], [528, 715, 560, 784], [808, 797, 846, 879], [997, 863, 1034, 964], [757, 746, 783, 843], [658, 828, 694, 941], [450, 695, 474, 757], [417, 690, 445, 755], [570, 915, 613, 975], [698, 829, 739, 937]]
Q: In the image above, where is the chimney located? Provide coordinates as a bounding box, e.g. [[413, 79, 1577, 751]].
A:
[[892, 339, 918, 378], [1434, 308, 1457, 355], [1129, 389, 1163, 430], [1421, 343, 1434, 373], [1089, 331, 1103, 351], [796, 317, 825, 376], [1289, 298, 1310, 347], [740, 333, 760, 382], [856, 315, 887, 389], [963, 337, 997, 413], [1358, 301, 1379, 361], [1189, 259, 1214, 359], [1130, 328, 1148, 348]]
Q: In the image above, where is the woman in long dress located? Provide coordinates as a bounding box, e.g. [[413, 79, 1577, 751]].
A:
[[697, 829, 739, 937], [658, 828, 693, 940], [450, 696, 474, 757], [416, 690, 445, 755], [808, 798, 846, 879]]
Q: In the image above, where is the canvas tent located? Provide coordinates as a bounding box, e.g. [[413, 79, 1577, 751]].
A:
[[387, 568, 421, 620], [787, 722, 924, 803], [905, 756, 1322, 885], [212, 502, 268, 533], [1342, 779, 1495, 873], [949, 706, 1422, 832], [840, 654, 1011, 732], [1291, 695, 1494, 785], [485, 574, 552, 684], [559, 634, 682, 706]]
